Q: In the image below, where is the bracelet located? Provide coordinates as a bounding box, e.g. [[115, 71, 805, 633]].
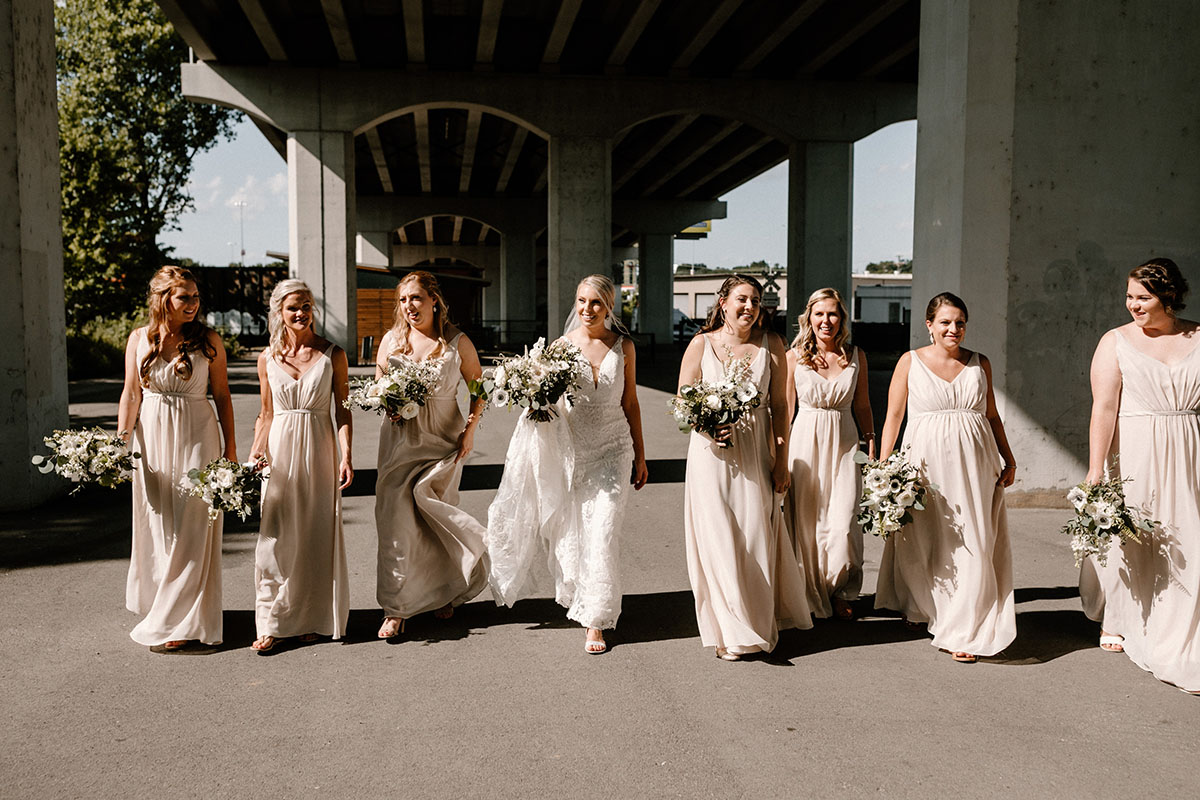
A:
[[1003, 464, 1017, 470], [862, 432, 875, 440]]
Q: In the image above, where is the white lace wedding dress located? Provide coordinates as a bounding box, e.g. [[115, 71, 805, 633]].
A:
[[486, 337, 634, 630]]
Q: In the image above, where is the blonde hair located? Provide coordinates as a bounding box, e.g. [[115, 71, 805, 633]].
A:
[[388, 270, 451, 357], [700, 274, 765, 334], [791, 287, 850, 369], [576, 274, 631, 335], [267, 279, 315, 358], [139, 265, 216, 387]]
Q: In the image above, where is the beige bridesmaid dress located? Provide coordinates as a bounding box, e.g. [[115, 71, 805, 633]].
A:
[[784, 348, 864, 618], [683, 334, 812, 655], [255, 347, 349, 640], [127, 330, 223, 646], [875, 351, 1015, 657], [375, 333, 488, 619], [1080, 330, 1200, 691]]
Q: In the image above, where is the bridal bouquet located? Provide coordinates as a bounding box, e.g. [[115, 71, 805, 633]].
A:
[[669, 353, 761, 444], [853, 447, 929, 539], [344, 357, 443, 423], [30, 428, 139, 493], [1062, 474, 1158, 567], [186, 457, 267, 522], [484, 337, 590, 422]]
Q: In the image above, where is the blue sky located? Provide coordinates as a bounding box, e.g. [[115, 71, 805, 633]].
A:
[[161, 117, 916, 273]]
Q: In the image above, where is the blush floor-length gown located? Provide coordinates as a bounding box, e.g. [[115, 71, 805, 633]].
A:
[[375, 333, 488, 619], [784, 348, 864, 618], [127, 331, 223, 646], [486, 337, 634, 630], [683, 335, 812, 655], [1080, 330, 1200, 691], [875, 351, 1015, 657], [255, 347, 349, 640]]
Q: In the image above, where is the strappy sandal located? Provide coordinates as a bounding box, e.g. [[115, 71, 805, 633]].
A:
[[378, 617, 406, 638], [950, 651, 977, 663], [715, 647, 741, 662], [251, 635, 276, 653], [833, 598, 855, 621], [1099, 633, 1124, 652], [161, 640, 188, 651], [584, 629, 608, 655]]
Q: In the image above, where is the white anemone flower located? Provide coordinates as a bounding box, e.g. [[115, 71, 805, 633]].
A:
[[400, 402, 420, 420], [704, 394, 723, 410]]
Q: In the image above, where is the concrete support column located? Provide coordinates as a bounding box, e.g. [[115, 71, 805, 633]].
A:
[[356, 230, 392, 268], [482, 267, 502, 324], [913, 0, 1200, 496], [637, 233, 674, 346], [501, 232, 536, 343], [786, 141, 854, 337], [288, 130, 357, 354], [0, 0, 68, 510], [547, 135, 611, 339]]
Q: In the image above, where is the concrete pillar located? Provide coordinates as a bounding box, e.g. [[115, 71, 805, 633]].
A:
[[547, 135, 611, 339], [0, 0, 68, 510], [288, 130, 357, 354], [482, 267, 501, 324], [913, 0, 1200, 496], [356, 230, 392, 268], [637, 233, 674, 346], [786, 141, 854, 338], [501, 232, 536, 343]]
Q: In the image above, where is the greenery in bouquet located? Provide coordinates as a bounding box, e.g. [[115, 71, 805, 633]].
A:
[[853, 446, 930, 539], [1062, 471, 1158, 567], [344, 357, 443, 423], [484, 338, 590, 422], [30, 427, 140, 493], [186, 457, 266, 522], [669, 352, 761, 444]]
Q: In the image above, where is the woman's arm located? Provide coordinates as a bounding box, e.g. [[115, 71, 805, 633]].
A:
[[248, 351, 274, 465], [455, 333, 486, 463], [767, 332, 791, 494], [375, 330, 393, 379], [979, 354, 1017, 488], [206, 330, 238, 461], [1085, 330, 1122, 484], [879, 352, 911, 459], [331, 346, 354, 488], [677, 334, 705, 391], [116, 328, 145, 443], [852, 348, 876, 460], [620, 338, 648, 490], [784, 348, 798, 428]]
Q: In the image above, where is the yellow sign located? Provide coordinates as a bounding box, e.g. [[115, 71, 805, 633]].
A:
[[681, 220, 712, 234]]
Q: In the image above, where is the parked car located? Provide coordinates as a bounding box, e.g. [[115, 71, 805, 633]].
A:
[[674, 309, 701, 342]]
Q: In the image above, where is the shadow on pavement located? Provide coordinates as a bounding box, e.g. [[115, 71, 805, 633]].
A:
[[0, 485, 131, 569]]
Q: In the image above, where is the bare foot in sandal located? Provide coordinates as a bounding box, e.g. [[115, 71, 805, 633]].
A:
[[251, 635, 276, 653], [1099, 631, 1124, 652]]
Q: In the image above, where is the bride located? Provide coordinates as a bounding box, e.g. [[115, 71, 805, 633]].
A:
[[486, 274, 648, 653]]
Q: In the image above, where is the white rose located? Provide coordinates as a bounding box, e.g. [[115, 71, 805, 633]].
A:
[[212, 467, 235, 489], [704, 394, 722, 410], [865, 470, 888, 492], [366, 395, 382, 409], [366, 382, 385, 398], [493, 366, 506, 386], [895, 488, 916, 508], [399, 402, 420, 420]]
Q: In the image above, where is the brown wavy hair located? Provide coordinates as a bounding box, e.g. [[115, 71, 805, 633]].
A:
[[388, 270, 451, 357], [700, 274, 765, 334], [925, 291, 969, 322], [1129, 257, 1189, 314], [791, 287, 851, 369], [139, 266, 217, 387]]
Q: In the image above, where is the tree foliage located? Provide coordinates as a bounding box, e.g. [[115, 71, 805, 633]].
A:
[[865, 258, 913, 274], [56, 0, 237, 326]]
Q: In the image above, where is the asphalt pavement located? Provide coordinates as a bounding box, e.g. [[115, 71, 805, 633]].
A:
[[2, 349, 1198, 799]]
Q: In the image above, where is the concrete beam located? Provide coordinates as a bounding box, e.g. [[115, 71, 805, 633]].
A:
[[394, 244, 499, 272], [786, 141, 853, 338], [643, 120, 740, 195], [861, 35, 918, 79], [671, 0, 742, 72], [237, 0, 287, 61], [613, 113, 697, 191], [365, 127, 393, 193], [495, 126, 528, 193], [612, 198, 727, 234], [402, 0, 425, 65], [321, 0, 356, 62], [180, 61, 916, 144], [735, 0, 823, 74], [476, 0, 503, 67], [414, 108, 432, 193], [800, 0, 906, 74], [607, 0, 661, 70], [676, 134, 773, 197], [158, 0, 217, 60], [357, 231, 392, 268], [1, 0, 68, 509], [458, 108, 482, 193], [542, 0, 582, 68]]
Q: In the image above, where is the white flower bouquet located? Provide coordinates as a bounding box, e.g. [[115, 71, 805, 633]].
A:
[[669, 352, 762, 444], [484, 337, 590, 422], [1062, 473, 1158, 567], [30, 427, 139, 493], [853, 446, 930, 539], [344, 357, 443, 423], [186, 457, 266, 522]]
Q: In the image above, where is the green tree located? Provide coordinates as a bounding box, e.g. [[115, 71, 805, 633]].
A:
[[56, 0, 237, 326]]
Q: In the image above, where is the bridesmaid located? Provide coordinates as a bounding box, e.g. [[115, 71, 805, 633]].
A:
[[1080, 258, 1200, 692], [679, 275, 812, 661], [874, 292, 1017, 662], [117, 266, 236, 650], [247, 279, 352, 653], [784, 288, 875, 620], [485, 275, 649, 654], [375, 271, 489, 638]]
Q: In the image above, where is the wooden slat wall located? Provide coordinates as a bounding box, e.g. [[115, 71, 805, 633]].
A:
[[357, 289, 395, 363]]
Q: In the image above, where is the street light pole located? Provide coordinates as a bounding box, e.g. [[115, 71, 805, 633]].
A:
[[233, 200, 247, 266]]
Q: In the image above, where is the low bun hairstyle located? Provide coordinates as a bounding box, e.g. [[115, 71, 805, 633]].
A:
[[925, 291, 969, 322], [1129, 258, 1189, 314]]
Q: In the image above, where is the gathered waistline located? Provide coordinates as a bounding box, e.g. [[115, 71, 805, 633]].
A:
[[143, 389, 204, 401], [275, 408, 327, 416], [913, 408, 983, 418], [797, 405, 850, 413], [1120, 409, 1200, 418]]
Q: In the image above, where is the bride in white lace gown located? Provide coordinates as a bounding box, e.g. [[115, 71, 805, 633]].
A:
[[486, 275, 648, 654]]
